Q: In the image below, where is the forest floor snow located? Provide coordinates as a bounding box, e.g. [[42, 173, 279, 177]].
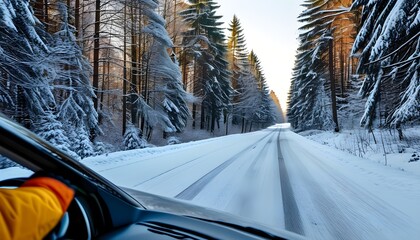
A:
[[300, 127, 420, 177]]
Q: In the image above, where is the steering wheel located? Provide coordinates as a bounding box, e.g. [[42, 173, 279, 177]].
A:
[[47, 212, 69, 240], [0, 177, 70, 239]]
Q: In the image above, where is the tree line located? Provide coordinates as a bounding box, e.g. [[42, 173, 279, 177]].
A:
[[0, 0, 280, 159], [287, 0, 420, 139]]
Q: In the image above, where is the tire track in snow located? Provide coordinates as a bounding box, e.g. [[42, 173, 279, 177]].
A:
[[285, 138, 406, 240], [132, 131, 274, 189], [277, 129, 304, 235], [231, 133, 280, 218], [280, 130, 388, 240], [175, 131, 276, 200]]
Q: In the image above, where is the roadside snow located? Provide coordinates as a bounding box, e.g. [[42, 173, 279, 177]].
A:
[[301, 127, 420, 177], [0, 167, 32, 181], [282, 130, 420, 239]]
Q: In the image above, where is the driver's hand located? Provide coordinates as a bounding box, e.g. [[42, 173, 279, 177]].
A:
[[0, 173, 75, 240], [23, 172, 75, 212]]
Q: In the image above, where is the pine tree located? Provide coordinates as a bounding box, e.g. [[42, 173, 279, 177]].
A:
[[179, 0, 231, 131], [247, 51, 276, 129], [197, 1, 231, 132], [147, 40, 190, 133], [50, 3, 100, 141], [35, 111, 80, 160], [123, 124, 147, 150], [287, 0, 356, 131], [351, 0, 420, 136], [142, 0, 190, 135], [227, 15, 248, 125], [71, 125, 95, 159], [0, 0, 55, 126]]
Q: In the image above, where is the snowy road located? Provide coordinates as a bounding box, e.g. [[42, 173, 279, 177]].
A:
[[85, 125, 420, 240]]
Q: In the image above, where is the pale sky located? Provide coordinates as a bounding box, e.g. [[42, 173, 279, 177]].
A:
[[217, 0, 303, 111]]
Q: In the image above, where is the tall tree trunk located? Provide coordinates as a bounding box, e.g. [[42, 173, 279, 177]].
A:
[[66, 0, 71, 22], [340, 38, 345, 97], [75, 0, 80, 38], [181, 51, 188, 87], [122, 3, 127, 136], [192, 58, 197, 129], [141, 14, 151, 134], [33, 0, 43, 20], [162, 0, 168, 20], [173, 0, 177, 43], [99, 53, 106, 123], [211, 108, 216, 132], [44, 0, 49, 32], [130, 7, 139, 126], [107, 56, 111, 109], [92, 0, 101, 112], [200, 104, 205, 129], [241, 113, 245, 133], [329, 37, 339, 132], [224, 110, 229, 135]]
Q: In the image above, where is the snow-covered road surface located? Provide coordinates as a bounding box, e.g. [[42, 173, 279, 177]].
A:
[[85, 125, 420, 240]]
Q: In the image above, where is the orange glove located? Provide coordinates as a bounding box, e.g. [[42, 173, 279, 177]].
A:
[[0, 176, 75, 240], [21, 176, 75, 212]]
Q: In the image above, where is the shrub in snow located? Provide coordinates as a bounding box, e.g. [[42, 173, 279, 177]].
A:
[[35, 112, 80, 160], [93, 141, 110, 156], [71, 126, 95, 159], [167, 136, 181, 145], [123, 125, 147, 150]]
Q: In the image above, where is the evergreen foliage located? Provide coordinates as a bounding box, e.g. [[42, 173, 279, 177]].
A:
[[0, 0, 99, 159], [142, 0, 190, 133], [123, 124, 147, 150], [351, 0, 420, 130], [288, 0, 357, 131], [227, 15, 249, 124], [34, 111, 80, 160], [289, 0, 419, 135], [0, 0, 285, 158], [179, 0, 232, 132]]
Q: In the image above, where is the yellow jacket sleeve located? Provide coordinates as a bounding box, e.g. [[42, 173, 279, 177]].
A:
[[0, 177, 75, 240]]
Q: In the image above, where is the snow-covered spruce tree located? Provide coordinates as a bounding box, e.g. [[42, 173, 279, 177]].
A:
[[179, 0, 231, 131], [123, 123, 147, 150], [147, 40, 190, 133], [270, 91, 285, 123], [289, 1, 330, 131], [248, 51, 276, 129], [255, 85, 277, 129], [49, 3, 99, 157], [288, 0, 356, 131], [236, 72, 260, 132], [0, 0, 54, 124], [34, 111, 80, 160], [71, 125, 95, 159], [351, 0, 420, 137], [0, 1, 99, 159], [227, 15, 249, 125], [141, 0, 191, 135], [287, 31, 332, 131], [0, 0, 72, 153], [199, 1, 232, 132]]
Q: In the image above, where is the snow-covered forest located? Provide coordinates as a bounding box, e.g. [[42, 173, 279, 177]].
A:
[[288, 0, 420, 136], [0, 0, 282, 159]]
